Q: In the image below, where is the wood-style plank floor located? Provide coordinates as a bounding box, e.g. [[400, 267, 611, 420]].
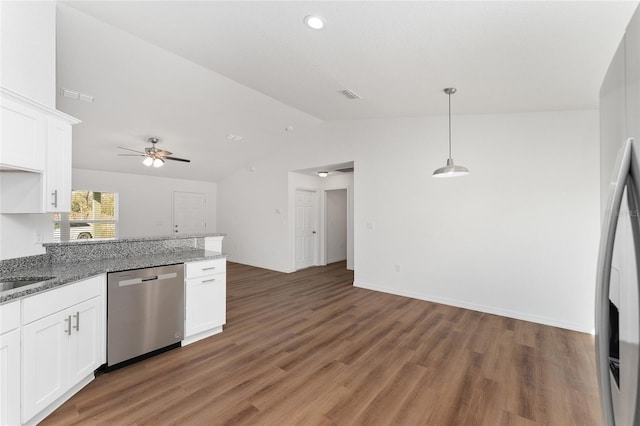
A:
[[42, 261, 600, 425]]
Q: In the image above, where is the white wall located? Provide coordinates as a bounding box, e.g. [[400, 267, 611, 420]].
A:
[[73, 169, 217, 237], [218, 109, 600, 332], [0, 1, 56, 107], [0, 214, 51, 260], [326, 189, 348, 263]]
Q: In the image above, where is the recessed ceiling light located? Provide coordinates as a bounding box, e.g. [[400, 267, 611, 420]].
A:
[[304, 15, 325, 30]]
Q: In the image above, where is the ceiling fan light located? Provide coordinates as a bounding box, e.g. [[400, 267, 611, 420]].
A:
[[143, 156, 154, 167], [153, 157, 164, 168]]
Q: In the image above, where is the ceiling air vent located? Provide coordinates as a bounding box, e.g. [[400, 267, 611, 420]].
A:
[[339, 89, 362, 100], [335, 167, 354, 173]]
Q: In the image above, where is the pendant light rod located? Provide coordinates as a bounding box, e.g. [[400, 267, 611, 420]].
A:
[[444, 87, 456, 159], [432, 87, 469, 178]]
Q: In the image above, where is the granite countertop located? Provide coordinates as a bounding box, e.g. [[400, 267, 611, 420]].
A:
[[42, 232, 226, 247], [0, 249, 227, 304]]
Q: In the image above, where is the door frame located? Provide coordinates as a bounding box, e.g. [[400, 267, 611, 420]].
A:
[[321, 186, 352, 268]]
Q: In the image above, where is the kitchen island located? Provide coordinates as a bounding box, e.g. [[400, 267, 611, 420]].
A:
[[0, 233, 227, 426], [0, 233, 226, 303]]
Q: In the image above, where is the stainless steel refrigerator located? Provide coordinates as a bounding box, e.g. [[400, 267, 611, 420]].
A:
[[597, 5, 640, 425]]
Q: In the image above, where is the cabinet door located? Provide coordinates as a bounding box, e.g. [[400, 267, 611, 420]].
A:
[[185, 273, 226, 336], [0, 95, 46, 171], [69, 297, 103, 385], [45, 116, 72, 212], [22, 310, 71, 423], [0, 329, 20, 426]]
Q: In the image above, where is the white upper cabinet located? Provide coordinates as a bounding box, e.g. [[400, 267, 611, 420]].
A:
[[0, 87, 79, 213], [45, 116, 73, 212], [0, 90, 46, 172]]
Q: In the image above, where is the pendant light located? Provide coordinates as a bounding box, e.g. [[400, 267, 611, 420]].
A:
[[432, 87, 470, 178]]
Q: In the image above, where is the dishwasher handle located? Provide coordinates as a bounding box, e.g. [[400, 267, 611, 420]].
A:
[[117, 272, 178, 287]]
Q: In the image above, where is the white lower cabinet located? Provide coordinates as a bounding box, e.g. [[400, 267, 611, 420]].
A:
[[22, 308, 70, 420], [20, 275, 105, 425], [186, 273, 227, 336], [184, 258, 227, 345], [0, 300, 21, 426]]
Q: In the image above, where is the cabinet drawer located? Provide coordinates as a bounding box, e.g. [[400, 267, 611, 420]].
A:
[[186, 272, 226, 289], [0, 300, 20, 334], [23, 275, 104, 324], [185, 258, 226, 279]]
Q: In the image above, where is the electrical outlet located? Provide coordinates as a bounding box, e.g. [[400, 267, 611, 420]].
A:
[[394, 264, 401, 273], [34, 231, 43, 243]]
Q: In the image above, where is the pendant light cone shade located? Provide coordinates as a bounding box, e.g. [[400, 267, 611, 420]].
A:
[[432, 87, 470, 178], [142, 156, 154, 167], [153, 157, 165, 168], [432, 158, 470, 177]]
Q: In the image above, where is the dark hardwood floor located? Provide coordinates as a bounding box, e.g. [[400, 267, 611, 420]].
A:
[[42, 261, 600, 425]]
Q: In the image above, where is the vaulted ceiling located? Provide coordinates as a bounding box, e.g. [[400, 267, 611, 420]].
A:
[[57, 1, 638, 182]]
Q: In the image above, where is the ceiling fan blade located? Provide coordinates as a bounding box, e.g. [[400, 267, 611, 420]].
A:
[[118, 146, 145, 154], [165, 156, 191, 163], [146, 148, 173, 156], [117, 154, 145, 157]]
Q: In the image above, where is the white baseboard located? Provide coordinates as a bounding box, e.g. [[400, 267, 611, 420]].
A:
[[24, 374, 94, 426], [353, 280, 590, 334], [226, 257, 295, 273], [327, 256, 347, 264]]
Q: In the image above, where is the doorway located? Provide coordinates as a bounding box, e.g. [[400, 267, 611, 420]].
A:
[[295, 188, 318, 270], [325, 189, 348, 264], [173, 191, 206, 235]]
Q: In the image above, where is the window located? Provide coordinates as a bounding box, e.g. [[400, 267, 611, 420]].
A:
[[53, 191, 118, 241]]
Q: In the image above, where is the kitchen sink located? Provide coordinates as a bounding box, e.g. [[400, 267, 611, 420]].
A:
[[0, 277, 54, 292]]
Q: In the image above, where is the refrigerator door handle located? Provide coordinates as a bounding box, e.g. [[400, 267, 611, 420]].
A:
[[596, 138, 634, 426]]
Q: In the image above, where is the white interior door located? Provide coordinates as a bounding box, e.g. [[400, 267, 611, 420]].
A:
[[173, 192, 206, 235], [295, 189, 317, 270]]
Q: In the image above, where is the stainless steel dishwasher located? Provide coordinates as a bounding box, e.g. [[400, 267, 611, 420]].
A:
[[107, 264, 185, 367]]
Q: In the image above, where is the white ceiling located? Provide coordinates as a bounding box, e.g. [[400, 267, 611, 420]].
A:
[[57, 1, 638, 182]]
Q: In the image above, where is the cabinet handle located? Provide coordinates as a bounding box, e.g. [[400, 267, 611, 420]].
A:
[[202, 278, 216, 283], [51, 190, 58, 208], [203, 267, 216, 271], [73, 311, 80, 332], [65, 315, 72, 335]]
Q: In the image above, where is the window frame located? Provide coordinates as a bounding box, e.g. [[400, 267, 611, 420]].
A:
[[53, 191, 119, 242]]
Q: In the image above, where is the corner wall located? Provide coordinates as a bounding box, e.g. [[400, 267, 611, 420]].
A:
[[217, 109, 600, 332]]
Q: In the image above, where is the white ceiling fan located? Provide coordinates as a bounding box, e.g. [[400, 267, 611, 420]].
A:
[[117, 137, 191, 168]]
